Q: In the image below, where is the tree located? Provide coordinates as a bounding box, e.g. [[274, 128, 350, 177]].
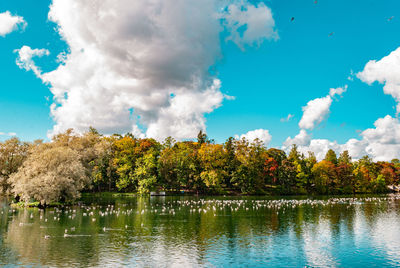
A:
[[231, 138, 268, 193], [338, 150, 351, 165], [311, 160, 337, 194], [324, 149, 338, 165], [370, 175, 386, 193], [51, 129, 102, 179], [223, 137, 238, 187], [197, 130, 208, 145], [10, 145, 89, 205], [90, 136, 118, 191], [158, 141, 202, 192], [288, 144, 302, 163], [135, 152, 159, 194], [277, 159, 297, 194], [0, 138, 31, 194], [353, 156, 377, 193], [377, 162, 396, 186], [336, 150, 354, 194], [287, 145, 312, 193], [198, 143, 227, 192], [113, 136, 161, 191]]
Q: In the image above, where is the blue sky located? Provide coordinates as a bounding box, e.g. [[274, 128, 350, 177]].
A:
[[1, 0, 400, 159], [209, 0, 400, 147]]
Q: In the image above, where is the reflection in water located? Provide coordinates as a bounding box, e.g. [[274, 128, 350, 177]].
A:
[[373, 211, 400, 265], [303, 220, 337, 267], [1, 195, 400, 267]]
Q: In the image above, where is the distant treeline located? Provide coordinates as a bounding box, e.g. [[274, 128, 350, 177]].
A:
[[0, 128, 399, 205]]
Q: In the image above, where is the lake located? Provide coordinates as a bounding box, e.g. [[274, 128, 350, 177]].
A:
[[1, 194, 400, 267]]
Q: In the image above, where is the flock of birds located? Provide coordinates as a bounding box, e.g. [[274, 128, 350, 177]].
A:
[[2, 194, 400, 240]]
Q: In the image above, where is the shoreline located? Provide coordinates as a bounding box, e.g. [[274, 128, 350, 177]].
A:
[[5, 191, 400, 208]]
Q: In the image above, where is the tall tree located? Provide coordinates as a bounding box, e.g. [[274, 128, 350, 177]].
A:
[[0, 138, 31, 194], [324, 149, 338, 165]]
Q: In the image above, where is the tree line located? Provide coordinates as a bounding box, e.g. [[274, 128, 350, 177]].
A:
[[0, 128, 399, 205]]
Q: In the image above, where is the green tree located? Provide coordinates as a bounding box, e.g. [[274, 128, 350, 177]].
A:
[[90, 136, 118, 191], [311, 160, 337, 194], [198, 143, 227, 192], [324, 149, 338, 165], [135, 152, 159, 194], [224, 137, 239, 187]]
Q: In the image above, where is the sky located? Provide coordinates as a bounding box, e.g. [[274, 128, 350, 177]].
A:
[[1, 0, 400, 161]]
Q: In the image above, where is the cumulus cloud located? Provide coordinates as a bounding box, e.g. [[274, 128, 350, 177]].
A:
[[357, 47, 400, 113], [16, 0, 277, 140], [221, 1, 278, 48], [284, 114, 400, 161], [303, 115, 400, 162], [283, 85, 352, 160], [283, 129, 311, 148], [361, 115, 400, 161], [298, 95, 332, 130], [0, 11, 26, 37], [290, 47, 400, 162], [286, 138, 363, 161], [236, 129, 272, 146], [298, 86, 347, 130], [14, 46, 50, 77], [283, 44, 400, 161]]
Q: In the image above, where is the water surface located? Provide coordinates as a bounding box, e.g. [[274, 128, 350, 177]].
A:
[[1, 195, 400, 267]]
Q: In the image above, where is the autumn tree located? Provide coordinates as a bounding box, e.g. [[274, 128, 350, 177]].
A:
[[197, 143, 227, 192], [311, 160, 337, 194], [0, 138, 31, 193], [90, 136, 119, 191], [336, 150, 354, 193], [353, 156, 377, 193], [158, 141, 202, 192], [113, 136, 161, 192], [231, 138, 268, 193], [324, 149, 338, 165], [288, 145, 311, 193], [10, 145, 89, 205]]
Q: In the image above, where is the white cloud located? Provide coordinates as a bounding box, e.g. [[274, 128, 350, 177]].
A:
[[329, 85, 347, 97], [14, 46, 50, 77], [283, 115, 400, 161], [16, 0, 276, 140], [221, 1, 278, 48], [0, 11, 26, 37], [0, 132, 17, 137], [280, 113, 294, 122], [283, 134, 362, 161], [282, 46, 400, 162], [283, 85, 353, 160], [360, 115, 400, 161], [298, 86, 347, 130], [283, 129, 311, 148], [357, 47, 400, 113], [298, 95, 332, 130], [236, 129, 272, 146]]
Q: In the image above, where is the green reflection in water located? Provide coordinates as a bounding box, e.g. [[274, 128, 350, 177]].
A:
[[1, 195, 400, 267]]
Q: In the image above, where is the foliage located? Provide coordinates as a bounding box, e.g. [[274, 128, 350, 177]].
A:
[[0, 138, 31, 194], [9, 144, 89, 205], [2, 129, 399, 203]]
